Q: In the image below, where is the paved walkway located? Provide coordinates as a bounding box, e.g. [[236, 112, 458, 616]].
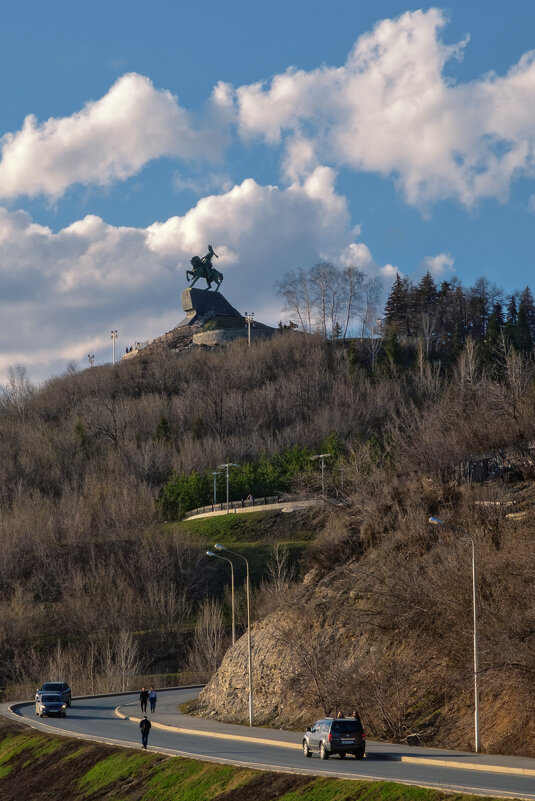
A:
[[184, 498, 322, 521]]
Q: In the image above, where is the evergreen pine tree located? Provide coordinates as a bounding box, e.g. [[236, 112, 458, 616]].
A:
[[516, 302, 534, 352], [519, 287, 535, 343], [384, 273, 412, 337], [482, 302, 506, 378], [504, 294, 518, 346]]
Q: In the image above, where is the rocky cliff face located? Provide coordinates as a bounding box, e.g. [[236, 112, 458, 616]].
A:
[[194, 485, 535, 755], [195, 612, 304, 726]]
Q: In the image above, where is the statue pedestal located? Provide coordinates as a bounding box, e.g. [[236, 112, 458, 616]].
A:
[[181, 287, 242, 324]]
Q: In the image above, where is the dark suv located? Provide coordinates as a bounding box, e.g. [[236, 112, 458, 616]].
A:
[[35, 682, 71, 707], [303, 717, 365, 759]]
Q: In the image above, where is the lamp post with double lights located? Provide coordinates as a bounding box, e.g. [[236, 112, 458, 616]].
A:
[[429, 516, 480, 752], [215, 543, 253, 726], [211, 471, 220, 506], [218, 462, 239, 513], [206, 550, 235, 646], [310, 453, 331, 497], [244, 312, 254, 346], [111, 330, 118, 364]]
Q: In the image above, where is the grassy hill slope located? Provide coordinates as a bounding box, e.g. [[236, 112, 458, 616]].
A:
[[0, 718, 506, 801]]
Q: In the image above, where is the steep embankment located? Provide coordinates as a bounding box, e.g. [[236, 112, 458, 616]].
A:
[[196, 477, 535, 757]]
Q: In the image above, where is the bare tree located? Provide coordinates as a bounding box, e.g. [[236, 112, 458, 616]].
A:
[[190, 599, 225, 680], [341, 266, 365, 338], [275, 269, 314, 333], [0, 365, 35, 419], [115, 630, 142, 692]]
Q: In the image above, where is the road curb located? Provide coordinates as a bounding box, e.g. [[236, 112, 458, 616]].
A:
[[114, 706, 301, 750], [400, 756, 535, 778], [114, 706, 535, 776]]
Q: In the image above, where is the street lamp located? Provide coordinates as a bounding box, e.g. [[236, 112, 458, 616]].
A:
[[244, 312, 255, 347], [111, 330, 118, 364], [218, 462, 239, 513], [215, 543, 253, 726], [310, 453, 331, 496], [211, 471, 220, 506], [206, 551, 235, 646], [429, 516, 480, 752]]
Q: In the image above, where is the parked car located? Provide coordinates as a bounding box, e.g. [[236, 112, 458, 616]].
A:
[[35, 682, 71, 707], [35, 693, 67, 718], [303, 717, 365, 759]]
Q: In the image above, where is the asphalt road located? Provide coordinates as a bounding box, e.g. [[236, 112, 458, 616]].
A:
[[4, 688, 535, 799]]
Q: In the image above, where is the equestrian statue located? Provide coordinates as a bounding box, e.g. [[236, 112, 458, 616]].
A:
[[186, 245, 224, 291]]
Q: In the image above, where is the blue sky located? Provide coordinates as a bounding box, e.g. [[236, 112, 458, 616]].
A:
[[1, 1, 535, 381]]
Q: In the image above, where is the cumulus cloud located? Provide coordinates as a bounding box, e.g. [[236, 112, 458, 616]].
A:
[[0, 73, 223, 200], [0, 170, 393, 382], [422, 251, 455, 278], [233, 8, 535, 207]]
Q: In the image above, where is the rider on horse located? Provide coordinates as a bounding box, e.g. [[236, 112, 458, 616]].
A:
[[186, 245, 223, 291]]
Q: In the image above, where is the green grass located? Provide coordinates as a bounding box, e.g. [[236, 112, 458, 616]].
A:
[[142, 759, 251, 801], [0, 728, 508, 801], [180, 510, 282, 541], [79, 751, 153, 795]]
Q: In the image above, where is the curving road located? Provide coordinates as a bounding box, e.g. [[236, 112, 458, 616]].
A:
[[3, 688, 535, 799]]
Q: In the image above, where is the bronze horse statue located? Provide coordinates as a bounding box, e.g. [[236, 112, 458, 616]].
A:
[[186, 245, 223, 291]]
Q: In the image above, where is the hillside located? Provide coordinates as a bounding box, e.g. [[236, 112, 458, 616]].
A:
[[1, 332, 535, 756], [196, 476, 535, 756]]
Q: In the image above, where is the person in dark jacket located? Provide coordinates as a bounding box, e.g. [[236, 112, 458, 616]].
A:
[[139, 687, 149, 713], [140, 715, 151, 748]]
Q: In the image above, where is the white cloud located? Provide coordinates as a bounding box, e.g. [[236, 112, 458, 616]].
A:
[[422, 251, 455, 278], [233, 9, 535, 207], [0, 170, 393, 383], [0, 73, 223, 201]]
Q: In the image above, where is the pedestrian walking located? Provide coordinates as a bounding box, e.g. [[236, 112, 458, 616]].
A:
[[139, 686, 149, 713], [149, 686, 157, 713], [140, 715, 151, 749]]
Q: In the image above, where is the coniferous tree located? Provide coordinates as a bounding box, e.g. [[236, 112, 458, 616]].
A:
[[504, 294, 518, 347], [414, 271, 438, 314], [482, 302, 506, 378], [384, 273, 412, 337], [413, 272, 438, 355], [519, 287, 535, 343], [516, 302, 534, 353], [466, 277, 499, 341], [436, 278, 466, 361]]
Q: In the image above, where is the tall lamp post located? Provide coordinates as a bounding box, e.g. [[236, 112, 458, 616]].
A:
[[218, 462, 239, 513], [215, 543, 253, 726], [111, 330, 118, 364], [211, 471, 220, 506], [244, 312, 255, 346], [206, 550, 235, 646], [310, 453, 331, 497], [429, 516, 480, 752]]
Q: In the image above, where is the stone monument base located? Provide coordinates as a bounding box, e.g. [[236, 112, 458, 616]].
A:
[[123, 286, 277, 360], [179, 287, 242, 326]]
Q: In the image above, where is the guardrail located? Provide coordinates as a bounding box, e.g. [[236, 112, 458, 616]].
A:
[[183, 495, 290, 519]]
